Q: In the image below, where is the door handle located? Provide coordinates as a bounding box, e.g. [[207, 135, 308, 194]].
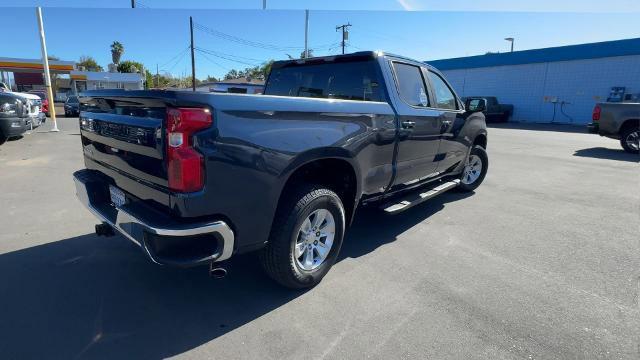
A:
[[401, 120, 415, 129]]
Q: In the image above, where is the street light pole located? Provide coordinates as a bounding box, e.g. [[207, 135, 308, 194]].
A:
[[36, 7, 58, 132], [304, 10, 309, 58], [505, 37, 514, 52]]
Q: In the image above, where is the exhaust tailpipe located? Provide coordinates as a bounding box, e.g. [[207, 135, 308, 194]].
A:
[[209, 260, 228, 279], [209, 266, 227, 279]]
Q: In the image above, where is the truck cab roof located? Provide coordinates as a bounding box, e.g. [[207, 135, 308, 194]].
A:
[[272, 51, 440, 72]]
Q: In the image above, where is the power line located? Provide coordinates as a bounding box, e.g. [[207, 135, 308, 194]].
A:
[[195, 50, 231, 71], [164, 49, 190, 73], [195, 47, 262, 67], [195, 47, 266, 63], [160, 46, 190, 68], [193, 22, 305, 51]]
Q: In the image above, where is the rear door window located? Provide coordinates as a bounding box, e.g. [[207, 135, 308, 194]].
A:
[[264, 60, 383, 102], [392, 62, 430, 107]]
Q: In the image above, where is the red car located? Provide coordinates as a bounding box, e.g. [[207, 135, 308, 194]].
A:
[[27, 90, 49, 116]]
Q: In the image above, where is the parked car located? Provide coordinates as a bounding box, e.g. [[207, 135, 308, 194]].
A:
[[462, 96, 513, 122], [588, 102, 640, 153], [12, 92, 46, 128], [73, 51, 489, 288], [27, 90, 49, 116], [64, 95, 80, 117], [0, 92, 28, 145]]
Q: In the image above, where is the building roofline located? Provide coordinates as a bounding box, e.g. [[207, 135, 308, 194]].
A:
[[426, 38, 640, 71]]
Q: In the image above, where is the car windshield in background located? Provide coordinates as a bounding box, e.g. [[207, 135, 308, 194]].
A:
[[264, 59, 383, 102], [67, 96, 78, 103]]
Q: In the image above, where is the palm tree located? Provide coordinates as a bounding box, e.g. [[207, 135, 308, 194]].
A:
[[110, 41, 124, 64]]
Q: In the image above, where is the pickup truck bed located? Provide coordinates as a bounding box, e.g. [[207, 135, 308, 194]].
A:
[[74, 51, 489, 288]]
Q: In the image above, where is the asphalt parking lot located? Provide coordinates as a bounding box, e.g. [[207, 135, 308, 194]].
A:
[[0, 117, 638, 359]]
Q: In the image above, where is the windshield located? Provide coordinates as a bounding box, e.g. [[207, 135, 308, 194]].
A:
[[67, 96, 78, 103]]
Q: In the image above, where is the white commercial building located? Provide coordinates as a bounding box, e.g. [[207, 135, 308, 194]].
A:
[[70, 70, 144, 92], [428, 38, 640, 124]]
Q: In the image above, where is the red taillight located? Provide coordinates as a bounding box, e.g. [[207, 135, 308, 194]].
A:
[[166, 107, 212, 192], [592, 105, 601, 122]]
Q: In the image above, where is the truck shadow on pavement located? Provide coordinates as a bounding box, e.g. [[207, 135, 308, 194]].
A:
[[0, 192, 471, 359], [573, 147, 639, 162]]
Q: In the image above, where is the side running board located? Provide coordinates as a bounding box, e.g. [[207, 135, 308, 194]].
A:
[[380, 179, 460, 214]]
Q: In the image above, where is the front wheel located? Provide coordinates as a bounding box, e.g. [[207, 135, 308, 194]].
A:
[[456, 145, 489, 192], [260, 185, 345, 289], [620, 126, 639, 154]]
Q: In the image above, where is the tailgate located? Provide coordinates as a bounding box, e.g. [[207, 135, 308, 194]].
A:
[[79, 92, 170, 206]]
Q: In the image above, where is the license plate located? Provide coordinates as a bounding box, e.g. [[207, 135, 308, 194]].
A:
[[109, 185, 127, 208]]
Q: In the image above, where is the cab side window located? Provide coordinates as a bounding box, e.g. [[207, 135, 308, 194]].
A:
[[392, 62, 430, 107], [428, 71, 457, 110]]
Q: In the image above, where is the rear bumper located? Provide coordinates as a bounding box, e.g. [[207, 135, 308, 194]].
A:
[[0, 117, 27, 137], [73, 169, 235, 266]]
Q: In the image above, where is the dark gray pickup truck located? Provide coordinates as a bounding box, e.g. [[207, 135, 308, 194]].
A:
[[74, 51, 488, 288], [588, 102, 639, 153]]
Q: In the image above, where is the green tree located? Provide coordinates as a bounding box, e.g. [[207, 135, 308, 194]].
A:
[[117, 60, 144, 73], [77, 56, 103, 72], [260, 60, 274, 79], [224, 69, 240, 80], [110, 41, 124, 64]]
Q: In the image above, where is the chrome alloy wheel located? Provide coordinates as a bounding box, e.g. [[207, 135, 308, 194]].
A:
[[294, 209, 335, 271], [625, 130, 639, 151], [462, 154, 483, 185]]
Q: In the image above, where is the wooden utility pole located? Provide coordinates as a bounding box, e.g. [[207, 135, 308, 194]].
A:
[[190, 16, 196, 91], [36, 7, 58, 132], [336, 23, 351, 55], [131, 0, 135, 8]]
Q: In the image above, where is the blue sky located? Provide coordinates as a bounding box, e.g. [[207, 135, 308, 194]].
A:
[[1, 2, 639, 79], [4, 0, 640, 12]]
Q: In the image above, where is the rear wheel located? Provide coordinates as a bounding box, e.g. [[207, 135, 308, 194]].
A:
[[620, 125, 639, 154], [260, 185, 345, 289], [456, 145, 488, 192], [0, 129, 7, 146]]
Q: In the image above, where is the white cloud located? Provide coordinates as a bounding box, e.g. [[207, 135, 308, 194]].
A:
[[396, 0, 423, 11]]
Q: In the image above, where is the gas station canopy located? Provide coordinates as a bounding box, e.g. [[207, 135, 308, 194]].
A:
[[0, 57, 75, 74]]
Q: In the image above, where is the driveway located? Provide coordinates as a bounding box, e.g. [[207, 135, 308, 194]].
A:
[[0, 119, 638, 359]]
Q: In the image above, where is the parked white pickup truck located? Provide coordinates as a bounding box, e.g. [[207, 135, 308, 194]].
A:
[[11, 92, 45, 128]]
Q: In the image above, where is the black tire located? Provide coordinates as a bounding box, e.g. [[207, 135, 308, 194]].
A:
[[0, 129, 7, 146], [456, 145, 489, 192], [260, 185, 346, 289], [619, 125, 640, 154]]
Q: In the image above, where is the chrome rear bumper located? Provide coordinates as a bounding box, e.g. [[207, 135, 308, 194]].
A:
[[73, 169, 234, 266]]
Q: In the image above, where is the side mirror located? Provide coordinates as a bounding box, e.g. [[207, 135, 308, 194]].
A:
[[465, 98, 486, 113]]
